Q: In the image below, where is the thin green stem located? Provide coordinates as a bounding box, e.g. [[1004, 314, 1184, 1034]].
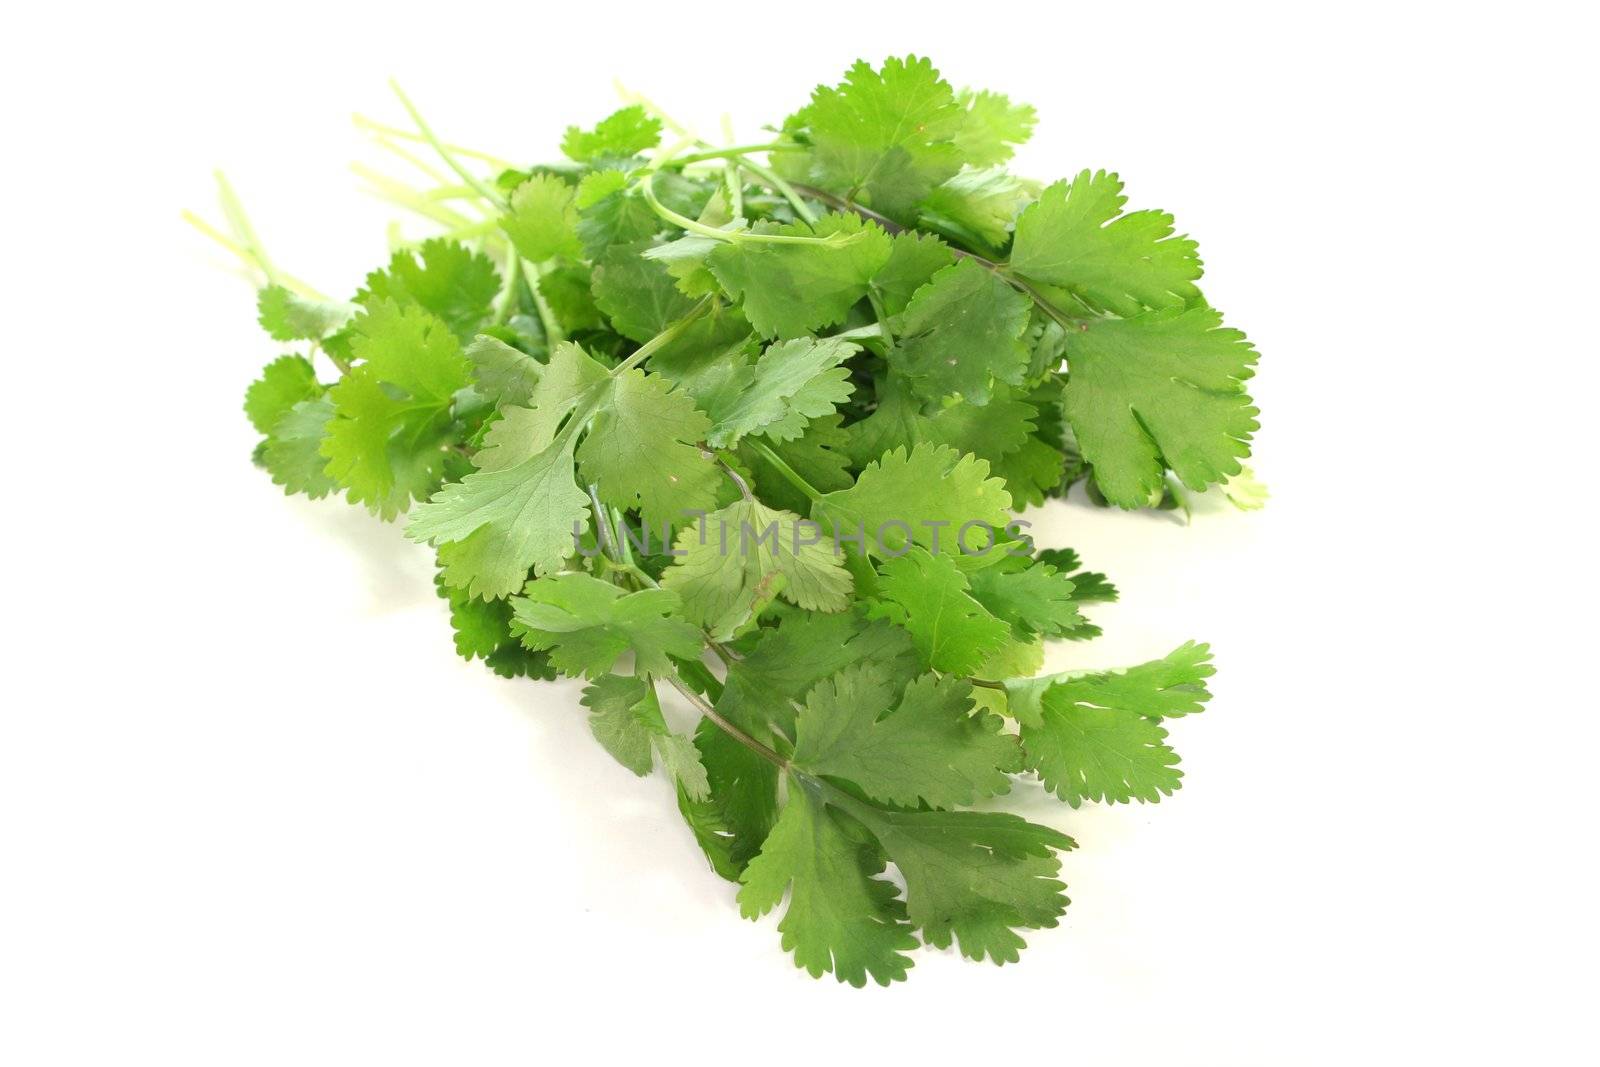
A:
[[714, 452, 754, 500], [734, 157, 817, 226], [353, 113, 516, 171], [665, 674, 788, 769], [493, 251, 524, 326], [639, 172, 847, 246], [352, 164, 479, 230], [211, 172, 280, 286], [611, 296, 713, 376], [181, 210, 328, 300], [523, 259, 564, 346], [388, 82, 507, 207], [746, 439, 822, 504], [666, 142, 788, 166], [866, 290, 895, 345]]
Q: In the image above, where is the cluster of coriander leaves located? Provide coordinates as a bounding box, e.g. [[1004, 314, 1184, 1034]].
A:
[[230, 56, 1251, 986]]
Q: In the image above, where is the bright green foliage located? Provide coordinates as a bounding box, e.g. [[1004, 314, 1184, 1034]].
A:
[[510, 572, 703, 677], [870, 548, 1012, 675], [256, 285, 355, 341], [322, 301, 471, 519], [1063, 307, 1259, 507], [244, 355, 321, 434], [562, 105, 663, 162], [708, 214, 892, 337], [223, 55, 1257, 986], [702, 336, 857, 448], [1009, 169, 1202, 318], [892, 258, 1031, 403], [580, 673, 708, 798], [357, 238, 499, 340], [1004, 644, 1213, 805], [502, 174, 582, 262], [815, 443, 1012, 559], [661, 497, 852, 638], [791, 666, 1019, 808]]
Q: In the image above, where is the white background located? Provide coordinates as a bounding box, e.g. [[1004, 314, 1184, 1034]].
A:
[[4, 2, 1596, 1063]]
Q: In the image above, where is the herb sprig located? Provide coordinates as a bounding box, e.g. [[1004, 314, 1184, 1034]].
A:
[[199, 55, 1260, 985]]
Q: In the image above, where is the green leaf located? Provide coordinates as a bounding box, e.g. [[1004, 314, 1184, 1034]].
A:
[[577, 367, 720, 530], [259, 397, 338, 499], [891, 259, 1031, 403], [868, 230, 955, 316], [575, 170, 661, 258], [357, 238, 500, 341], [256, 285, 355, 342], [1009, 170, 1202, 318], [837, 802, 1073, 964], [792, 666, 1019, 808], [870, 548, 1011, 675], [321, 301, 471, 519], [781, 56, 966, 222], [1036, 547, 1118, 604], [244, 354, 321, 434], [737, 778, 917, 987], [580, 673, 708, 798], [703, 336, 857, 448], [952, 89, 1036, 167], [1063, 306, 1259, 507], [592, 242, 697, 342], [501, 174, 582, 262], [661, 498, 853, 638], [707, 213, 892, 338], [561, 105, 662, 163], [965, 556, 1086, 639], [463, 334, 541, 407], [510, 572, 703, 678], [919, 166, 1031, 252], [436, 571, 554, 679], [815, 443, 1012, 560]]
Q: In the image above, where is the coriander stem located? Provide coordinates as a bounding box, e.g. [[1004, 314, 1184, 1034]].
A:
[[524, 258, 564, 346], [181, 211, 329, 300], [866, 290, 895, 345], [665, 674, 788, 769], [388, 81, 507, 208], [611, 296, 713, 376], [666, 142, 788, 165], [639, 172, 847, 246], [353, 114, 516, 171], [714, 452, 754, 500], [492, 250, 524, 326], [745, 439, 822, 504]]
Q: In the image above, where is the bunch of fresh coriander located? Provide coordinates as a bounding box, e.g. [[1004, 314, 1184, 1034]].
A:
[[200, 56, 1260, 985]]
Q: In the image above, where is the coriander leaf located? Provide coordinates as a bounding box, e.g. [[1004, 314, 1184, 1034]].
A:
[[868, 229, 955, 316], [740, 413, 853, 514], [244, 354, 321, 434], [965, 556, 1086, 639], [577, 367, 719, 530], [1036, 547, 1118, 603], [561, 105, 662, 163], [510, 572, 702, 677], [539, 264, 605, 333], [1063, 306, 1259, 507], [661, 498, 853, 637], [463, 334, 541, 407], [408, 341, 611, 596], [1009, 170, 1202, 317], [836, 801, 1073, 964], [501, 174, 582, 262], [792, 666, 1018, 808], [716, 610, 919, 742], [1020, 689, 1182, 806], [814, 443, 1012, 559], [575, 170, 661, 257], [357, 238, 499, 341], [703, 336, 858, 448], [259, 397, 337, 499], [919, 166, 1032, 252], [592, 242, 697, 342], [737, 777, 916, 987], [870, 548, 1011, 676], [256, 285, 355, 342], [891, 258, 1031, 403], [707, 213, 892, 338], [782, 56, 966, 222], [321, 301, 471, 519], [436, 571, 554, 679], [952, 89, 1036, 167], [580, 673, 708, 798]]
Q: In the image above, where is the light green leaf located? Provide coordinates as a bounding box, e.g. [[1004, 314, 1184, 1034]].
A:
[[511, 572, 703, 677]]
